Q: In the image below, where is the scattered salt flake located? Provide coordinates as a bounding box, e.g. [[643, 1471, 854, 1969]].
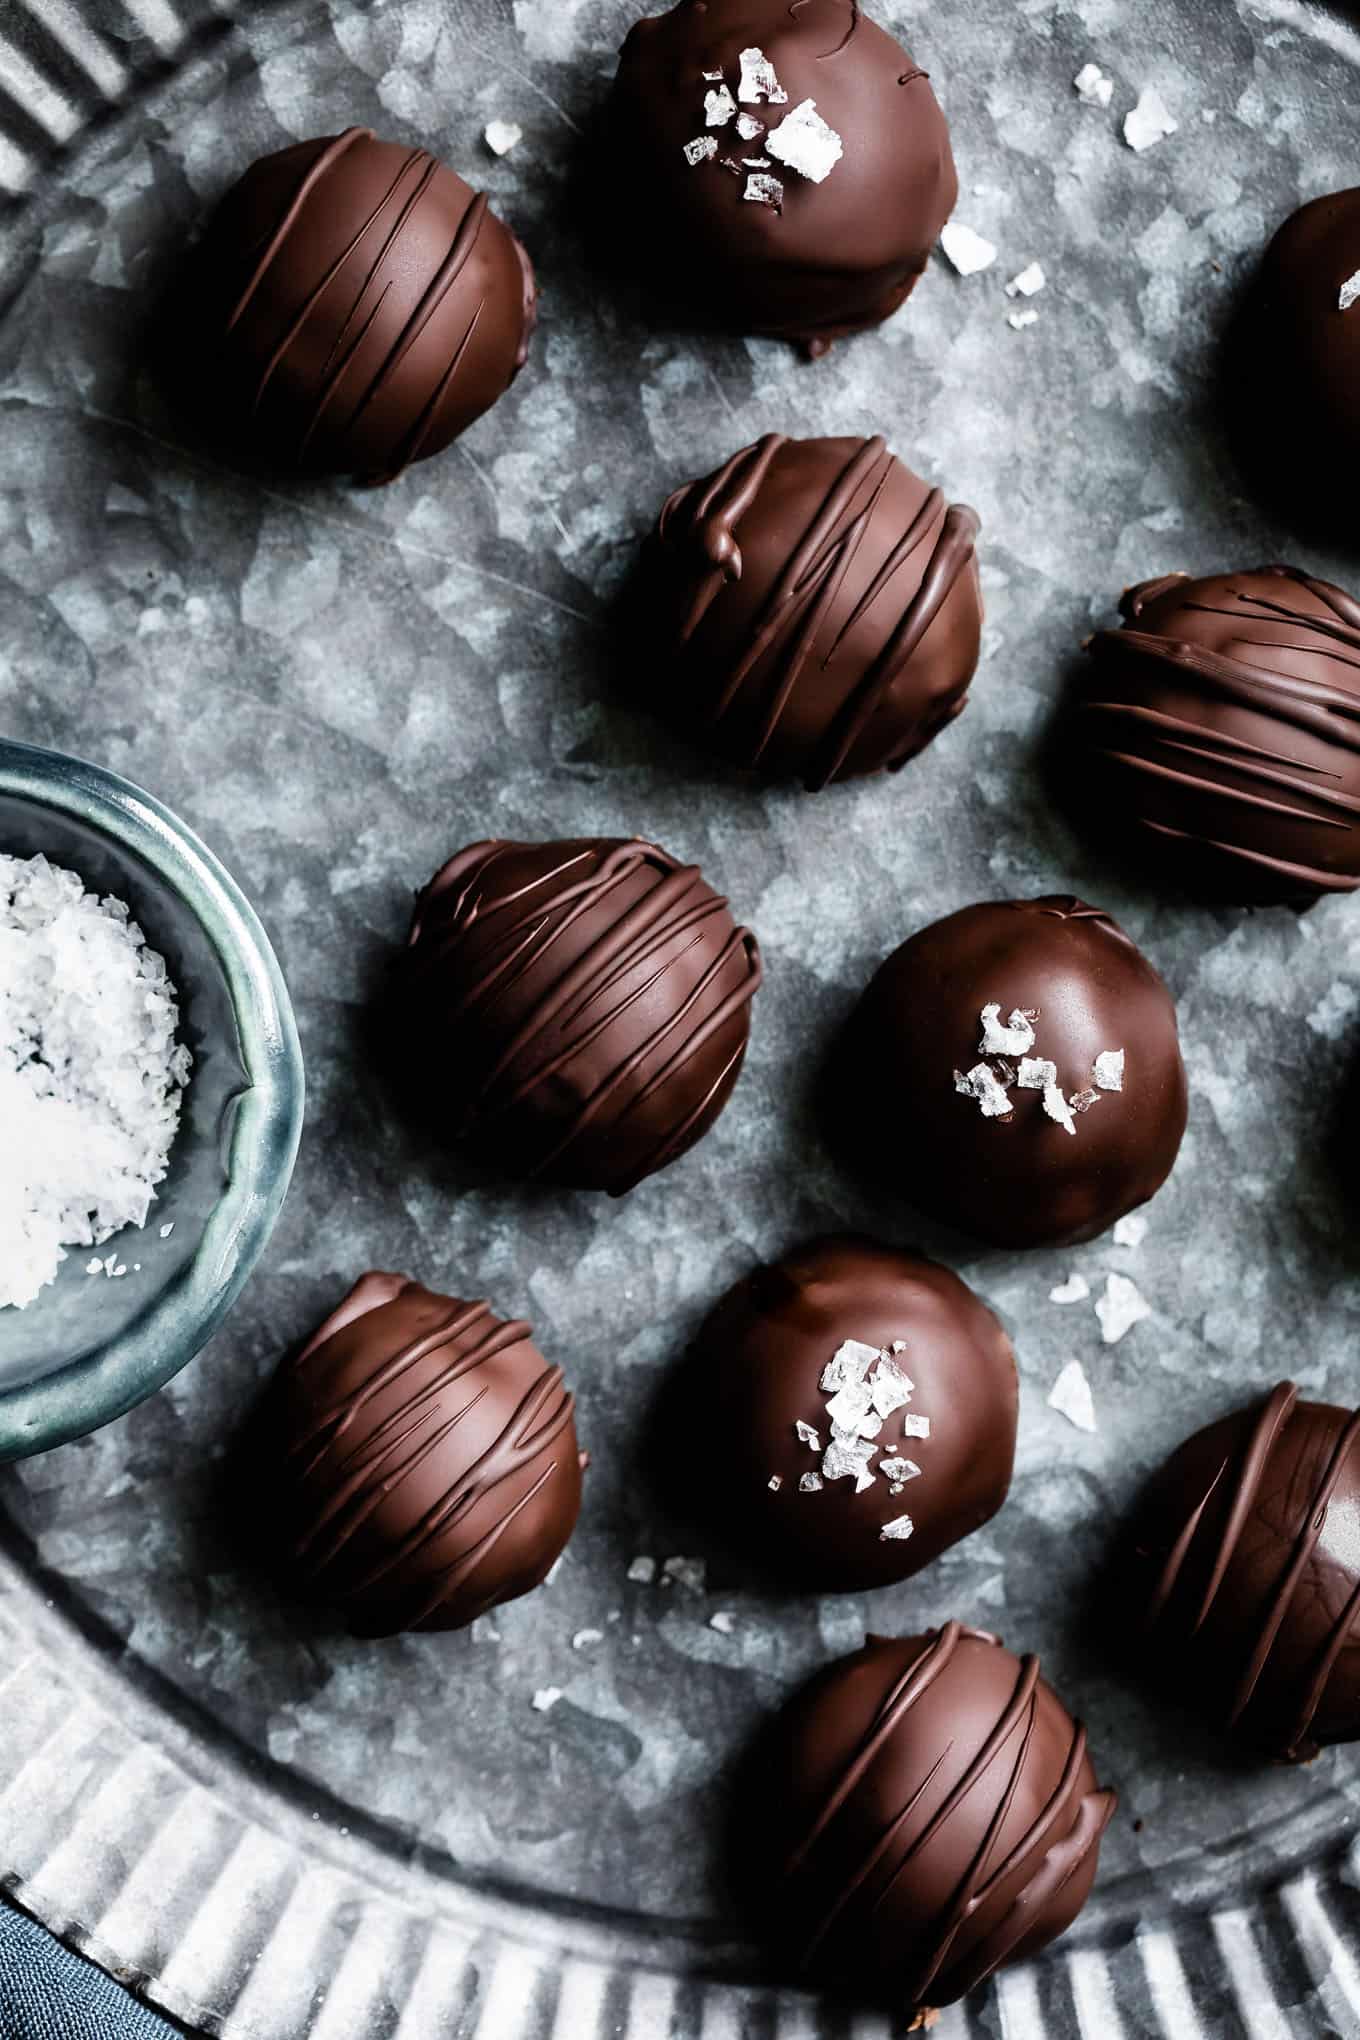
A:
[[662, 1555, 707, 1594], [823, 1434, 878, 1485], [736, 112, 764, 141], [702, 68, 724, 81], [766, 99, 843, 184], [795, 1419, 821, 1450], [159, 1222, 174, 1237], [1124, 87, 1177, 152], [940, 221, 997, 275], [743, 172, 784, 207], [1070, 1088, 1099, 1114], [1049, 1273, 1091, 1305], [1340, 271, 1360, 313], [825, 1381, 875, 1436], [979, 1004, 1037, 1056], [705, 84, 737, 127], [742, 157, 771, 168], [870, 1361, 913, 1419], [768, 1474, 783, 1492], [1017, 1056, 1057, 1090], [684, 136, 718, 166], [1043, 1084, 1078, 1137], [1008, 309, 1040, 331], [891, 1340, 906, 1354], [113, 1265, 126, 1278], [1005, 262, 1046, 298], [738, 46, 788, 105], [1048, 1360, 1098, 1434], [880, 1515, 915, 1542], [799, 1472, 824, 1493], [85, 1259, 102, 1276], [572, 1628, 603, 1650], [955, 1063, 1013, 1119], [1074, 63, 1114, 108], [709, 1611, 736, 1635], [627, 1556, 656, 1584], [1201, 107, 1217, 124], [483, 120, 522, 157], [880, 1456, 921, 1484], [1113, 1213, 1149, 1250], [1096, 1272, 1151, 1345], [822, 1339, 879, 1392], [1094, 1049, 1125, 1092], [901, 1414, 931, 1440], [531, 1687, 562, 1712]]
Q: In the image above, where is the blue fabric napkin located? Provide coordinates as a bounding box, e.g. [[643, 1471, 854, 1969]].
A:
[[0, 1902, 181, 2038]]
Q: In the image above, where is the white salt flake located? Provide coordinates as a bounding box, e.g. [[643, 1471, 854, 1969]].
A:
[[879, 1456, 921, 1484], [1094, 1048, 1125, 1092], [955, 1063, 1013, 1119], [1048, 1360, 1098, 1434], [85, 1259, 102, 1276], [766, 99, 843, 184], [662, 1555, 707, 1595], [736, 112, 764, 141], [795, 1419, 821, 1450], [627, 1556, 656, 1584], [572, 1628, 603, 1650], [1113, 1213, 1149, 1250], [738, 46, 788, 105], [1049, 1273, 1091, 1305], [709, 1611, 736, 1635], [901, 1414, 931, 1440], [824, 1381, 875, 1436], [1005, 262, 1046, 298], [979, 1004, 1037, 1056], [1074, 63, 1114, 108], [880, 1515, 915, 1542], [1043, 1083, 1078, 1137], [821, 1339, 879, 1392], [1340, 271, 1360, 312], [870, 1360, 913, 1419], [743, 172, 784, 207], [531, 1687, 562, 1712], [1096, 1272, 1151, 1345], [1124, 87, 1177, 152], [768, 1474, 783, 1492], [684, 136, 718, 166], [159, 1221, 174, 1238], [702, 68, 724, 81], [1017, 1056, 1057, 1090], [799, 1471, 824, 1493], [822, 1434, 877, 1485], [705, 84, 737, 127], [1008, 309, 1040, 331], [939, 221, 997, 275], [742, 157, 771, 168], [483, 120, 523, 157]]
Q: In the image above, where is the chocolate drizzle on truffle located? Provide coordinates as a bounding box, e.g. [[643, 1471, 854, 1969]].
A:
[[1127, 1382, 1360, 1761], [749, 1627, 1115, 2014], [261, 1273, 584, 1637], [196, 127, 537, 480], [644, 434, 982, 788], [400, 839, 762, 1194], [1076, 567, 1360, 903]]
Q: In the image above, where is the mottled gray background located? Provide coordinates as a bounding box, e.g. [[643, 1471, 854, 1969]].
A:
[[1, 0, 1360, 1981]]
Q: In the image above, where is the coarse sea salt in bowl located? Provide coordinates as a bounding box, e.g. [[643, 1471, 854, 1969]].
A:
[[0, 737, 304, 1462]]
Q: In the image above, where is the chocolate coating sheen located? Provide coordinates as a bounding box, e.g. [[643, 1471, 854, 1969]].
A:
[[639, 434, 982, 789], [697, 1237, 1016, 1590], [1243, 190, 1360, 493], [193, 127, 537, 480], [1074, 567, 1360, 904], [258, 1274, 584, 1638], [609, 0, 957, 352], [747, 1626, 1115, 2015], [834, 897, 1187, 1249], [1126, 1382, 1360, 1762], [400, 838, 762, 1195]]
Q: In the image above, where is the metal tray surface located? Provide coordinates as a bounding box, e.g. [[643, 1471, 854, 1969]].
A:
[[1, 0, 1360, 2033]]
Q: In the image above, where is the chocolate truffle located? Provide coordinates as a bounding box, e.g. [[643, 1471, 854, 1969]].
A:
[[400, 838, 762, 1194], [744, 1626, 1116, 2015], [833, 897, 1187, 1248], [193, 126, 537, 481], [1241, 190, 1360, 488], [258, 1273, 585, 1637], [1072, 567, 1360, 904], [695, 1236, 1016, 1589], [609, 0, 957, 353], [638, 434, 983, 789], [1125, 1381, 1360, 1762]]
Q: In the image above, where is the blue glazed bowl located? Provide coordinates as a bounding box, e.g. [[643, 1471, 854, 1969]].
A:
[[0, 738, 304, 1461]]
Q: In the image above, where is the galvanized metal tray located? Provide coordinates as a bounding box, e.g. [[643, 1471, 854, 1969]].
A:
[[2, 0, 1360, 2032]]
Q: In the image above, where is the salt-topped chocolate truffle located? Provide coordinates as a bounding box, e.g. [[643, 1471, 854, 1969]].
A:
[[609, 0, 957, 353], [399, 838, 762, 1194], [1125, 1381, 1360, 1762], [743, 1626, 1116, 2016], [1244, 190, 1360, 481], [833, 897, 1187, 1248], [257, 1273, 585, 1637], [638, 434, 983, 789], [697, 1237, 1016, 1590], [192, 127, 537, 481], [1072, 567, 1360, 904]]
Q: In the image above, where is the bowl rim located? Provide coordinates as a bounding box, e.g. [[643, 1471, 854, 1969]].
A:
[[0, 736, 305, 1461]]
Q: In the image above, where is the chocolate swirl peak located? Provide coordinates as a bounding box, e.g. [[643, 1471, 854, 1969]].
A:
[[258, 1273, 585, 1637], [639, 434, 983, 789], [192, 127, 538, 481], [745, 1626, 1115, 2015], [1126, 1382, 1360, 1761], [1074, 566, 1360, 903], [399, 838, 762, 1194]]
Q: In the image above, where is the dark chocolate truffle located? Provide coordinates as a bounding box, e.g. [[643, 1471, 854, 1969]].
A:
[[1241, 190, 1360, 490], [1072, 567, 1360, 904], [193, 127, 537, 481], [400, 838, 762, 1194], [259, 1273, 584, 1637], [1125, 1381, 1360, 1762], [745, 1625, 1115, 2015], [696, 1236, 1016, 1590], [833, 897, 1187, 1248], [609, 0, 957, 353], [638, 434, 982, 789]]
